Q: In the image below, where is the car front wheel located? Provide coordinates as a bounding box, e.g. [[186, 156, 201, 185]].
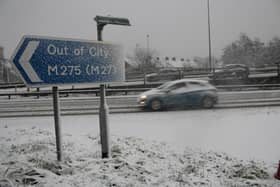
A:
[[201, 96, 215, 109], [150, 99, 162, 111]]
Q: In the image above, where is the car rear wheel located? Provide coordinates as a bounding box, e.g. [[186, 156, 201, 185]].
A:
[[150, 99, 162, 111], [201, 96, 215, 109]]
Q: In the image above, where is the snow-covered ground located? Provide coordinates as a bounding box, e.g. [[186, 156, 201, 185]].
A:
[[0, 107, 280, 186]]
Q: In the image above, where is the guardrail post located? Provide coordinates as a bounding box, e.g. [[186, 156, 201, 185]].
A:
[[36, 88, 40, 99], [179, 69, 182, 79], [143, 73, 146, 85], [277, 63, 280, 78]]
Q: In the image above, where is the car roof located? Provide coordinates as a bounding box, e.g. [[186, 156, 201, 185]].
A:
[[169, 79, 209, 84], [157, 79, 214, 90]]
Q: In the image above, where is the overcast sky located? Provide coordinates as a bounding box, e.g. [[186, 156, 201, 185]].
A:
[[0, 0, 280, 59]]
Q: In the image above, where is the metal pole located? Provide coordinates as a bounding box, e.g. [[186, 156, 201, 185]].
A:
[[97, 24, 105, 41], [146, 34, 150, 53], [207, 0, 212, 72], [52, 86, 62, 161], [99, 84, 110, 158], [97, 23, 111, 158], [146, 34, 150, 80], [6, 66, 10, 83]]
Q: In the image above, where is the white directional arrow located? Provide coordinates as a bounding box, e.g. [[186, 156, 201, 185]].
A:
[[19, 41, 42, 83]]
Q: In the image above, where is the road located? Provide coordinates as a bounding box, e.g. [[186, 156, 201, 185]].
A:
[[1, 106, 279, 163], [1, 90, 280, 117]]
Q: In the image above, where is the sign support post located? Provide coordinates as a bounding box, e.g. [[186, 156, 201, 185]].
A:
[[52, 86, 62, 161]]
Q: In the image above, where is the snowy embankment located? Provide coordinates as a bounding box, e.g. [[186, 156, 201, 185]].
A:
[[0, 125, 278, 187]]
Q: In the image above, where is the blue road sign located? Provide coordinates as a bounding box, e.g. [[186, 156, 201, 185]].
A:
[[11, 35, 125, 87]]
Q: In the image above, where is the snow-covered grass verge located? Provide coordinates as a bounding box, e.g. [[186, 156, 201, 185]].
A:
[[0, 125, 279, 187]]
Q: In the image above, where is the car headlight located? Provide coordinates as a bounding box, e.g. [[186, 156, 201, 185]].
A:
[[140, 95, 147, 100], [138, 95, 147, 105]]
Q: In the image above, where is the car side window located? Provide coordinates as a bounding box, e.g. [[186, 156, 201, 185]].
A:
[[187, 81, 206, 89], [168, 82, 186, 91]]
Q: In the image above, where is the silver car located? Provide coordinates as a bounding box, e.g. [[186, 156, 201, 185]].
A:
[[138, 79, 218, 111]]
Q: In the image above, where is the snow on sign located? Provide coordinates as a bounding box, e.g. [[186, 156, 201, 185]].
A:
[[11, 35, 124, 87]]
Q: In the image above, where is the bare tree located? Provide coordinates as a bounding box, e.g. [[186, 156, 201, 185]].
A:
[[131, 46, 161, 73], [0, 46, 21, 83], [264, 37, 280, 65], [221, 33, 265, 67]]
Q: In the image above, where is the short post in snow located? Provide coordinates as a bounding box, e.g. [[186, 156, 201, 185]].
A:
[[99, 84, 111, 158]]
